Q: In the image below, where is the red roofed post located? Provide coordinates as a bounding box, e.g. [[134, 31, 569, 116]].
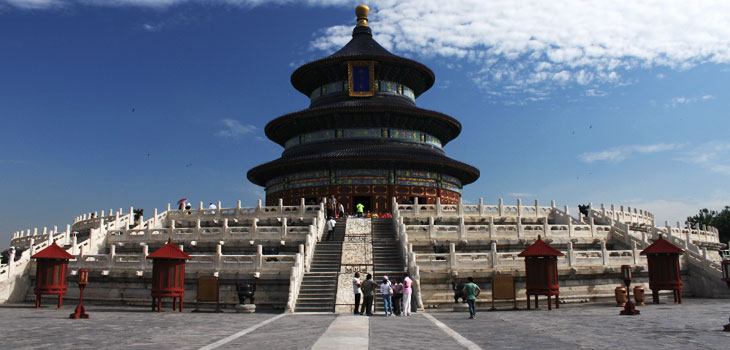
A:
[[147, 240, 191, 312], [31, 241, 75, 308], [518, 236, 564, 310], [640, 235, 684, 304]]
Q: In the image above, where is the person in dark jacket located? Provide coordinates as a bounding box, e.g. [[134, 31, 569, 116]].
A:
[[360, 273, 378, 316]]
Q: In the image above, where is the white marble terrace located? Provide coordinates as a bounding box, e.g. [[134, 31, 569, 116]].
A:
[[390, 197, 725, 308]]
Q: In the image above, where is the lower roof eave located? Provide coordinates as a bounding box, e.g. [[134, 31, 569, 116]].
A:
[[247, 157, 480, 187]]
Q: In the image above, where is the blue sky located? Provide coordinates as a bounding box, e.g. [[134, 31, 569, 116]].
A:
[[2, 0, 729, 242]]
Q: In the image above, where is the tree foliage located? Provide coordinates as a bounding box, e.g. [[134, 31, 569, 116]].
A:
[[687, 206, 730, 244]]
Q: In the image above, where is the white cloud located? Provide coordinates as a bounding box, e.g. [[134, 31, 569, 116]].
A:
[[4, 0, 62, 8], [585, 89, 607, 97], [7, 1, 730, 101], [675, 141, 730, 175], [667, 94, 714, 107], [142, 23, 161, 32], [215, 119, 257, 138], [579, 143, 683, 163], [311, 1, 730, 99]]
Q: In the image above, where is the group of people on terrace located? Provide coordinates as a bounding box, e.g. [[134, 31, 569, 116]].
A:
[[352, 272, 481, 319], [325, 195, 393, 220], [352, 272, 413, 317]]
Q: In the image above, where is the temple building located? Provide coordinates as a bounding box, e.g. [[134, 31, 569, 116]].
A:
[[247, 5, 480, 214]]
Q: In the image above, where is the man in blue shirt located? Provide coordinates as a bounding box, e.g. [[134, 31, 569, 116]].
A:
[[463, 277, 481, 319]]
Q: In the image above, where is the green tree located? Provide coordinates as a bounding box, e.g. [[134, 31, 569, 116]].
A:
[[687, 206, 730, 244]]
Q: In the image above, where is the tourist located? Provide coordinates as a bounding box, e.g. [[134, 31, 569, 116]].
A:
[[392, 277, 403, 315], [360, 273, 377, 316], [401, 273, 413, 316], [208, 202, 217, 213], [463, 277, 481, 319], [380, 276, 393, 316], [356, 202, 364, 217], [330, 195, 337, 212], [338, 203, 345, 218], [327, 198, 335, 218], [326, 217, 336, 241], [353, 272, 362, 315]]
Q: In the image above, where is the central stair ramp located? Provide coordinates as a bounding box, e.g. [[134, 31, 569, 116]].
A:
[[295, 218, 345, 312], [372, 218, 405, 313]]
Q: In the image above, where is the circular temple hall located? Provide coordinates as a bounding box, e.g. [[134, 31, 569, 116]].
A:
[[247, 6, 480, 214]]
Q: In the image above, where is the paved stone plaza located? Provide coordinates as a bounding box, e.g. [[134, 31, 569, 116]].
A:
[[1, 299, 728, 349]]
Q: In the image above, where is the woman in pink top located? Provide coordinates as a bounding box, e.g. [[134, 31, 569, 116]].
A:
[[402, 274, 413, 316]]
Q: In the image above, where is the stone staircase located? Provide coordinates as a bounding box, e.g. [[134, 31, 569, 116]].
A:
[[372, 218, 405, 313], [294, 218, 345, 312]]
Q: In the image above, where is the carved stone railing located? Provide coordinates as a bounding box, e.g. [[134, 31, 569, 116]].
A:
[[401, 220, 611, 243], [107, 224, 317, 246], [166, 199, 324, 223], [593, 203, 654, 227], [69, 244, 298, 276], [413, 240, 646, 274], [396, 198, 554, 219], [10, 225, 71, 250]]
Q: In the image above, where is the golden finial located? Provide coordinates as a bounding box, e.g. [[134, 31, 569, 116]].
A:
[[356, 5, 370, 27]]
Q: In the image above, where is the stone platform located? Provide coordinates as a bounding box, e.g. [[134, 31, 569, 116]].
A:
[[1, 298, 728, 349]]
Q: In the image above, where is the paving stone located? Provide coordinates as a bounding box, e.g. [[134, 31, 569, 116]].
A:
[[1, 299, 729, 350], [0, 305, 274, 350], [431, 299, 730, 349], [221, 315, 336, 350], [368, 314, 463, 350]]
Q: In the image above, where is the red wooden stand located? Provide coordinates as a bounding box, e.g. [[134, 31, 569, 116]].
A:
[[619, 265, 640, 316], [70, 269, 89, 319], [519, 236, 563, 310], [640, 236, 684, 304], [147, 240, 191, 312], [31, 242, 74, 309]]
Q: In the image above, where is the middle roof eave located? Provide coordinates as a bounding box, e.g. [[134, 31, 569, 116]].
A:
[[264, 103, 463, 146]]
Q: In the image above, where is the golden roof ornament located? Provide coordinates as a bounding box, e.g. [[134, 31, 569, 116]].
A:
[[356, 5, 370, 27]]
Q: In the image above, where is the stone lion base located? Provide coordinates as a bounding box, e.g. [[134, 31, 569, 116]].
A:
[[235, 304, 256, 313]]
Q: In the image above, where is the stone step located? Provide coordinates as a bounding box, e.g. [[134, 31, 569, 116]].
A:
[[310, 263, 340, 267], [295, 301, 334, 306], [294, 306, 333, 312], [300, 280, 337, 291], [298, 292, 336, 297]]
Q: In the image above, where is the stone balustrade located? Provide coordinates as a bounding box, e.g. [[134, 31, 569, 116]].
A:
[[400, 218, 611, 243], [662, 222, 721, 245], [107, 223, 317, 245], [69, 244, 300, 277], [414, 241, 646, 274], [166, 199, 323, 222], [10, 225, 71, 250], [395, 197, 554, 219], [594, 203, 654, 227]]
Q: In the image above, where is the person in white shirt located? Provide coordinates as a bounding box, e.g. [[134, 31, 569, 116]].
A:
[[326, 217, 336, 241], [379, 276, 394, 316], [208, 202, 217, 215], [352, 272, 362, 315], [402, 274, 413, 316]]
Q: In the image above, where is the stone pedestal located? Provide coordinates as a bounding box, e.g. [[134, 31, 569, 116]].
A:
[[235, 304, 256, 313], [335, 219, 373, 314], [453, 302, 469, 313]]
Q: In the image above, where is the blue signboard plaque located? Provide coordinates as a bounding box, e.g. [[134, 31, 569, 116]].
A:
[[347, 61, 375, 97]]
